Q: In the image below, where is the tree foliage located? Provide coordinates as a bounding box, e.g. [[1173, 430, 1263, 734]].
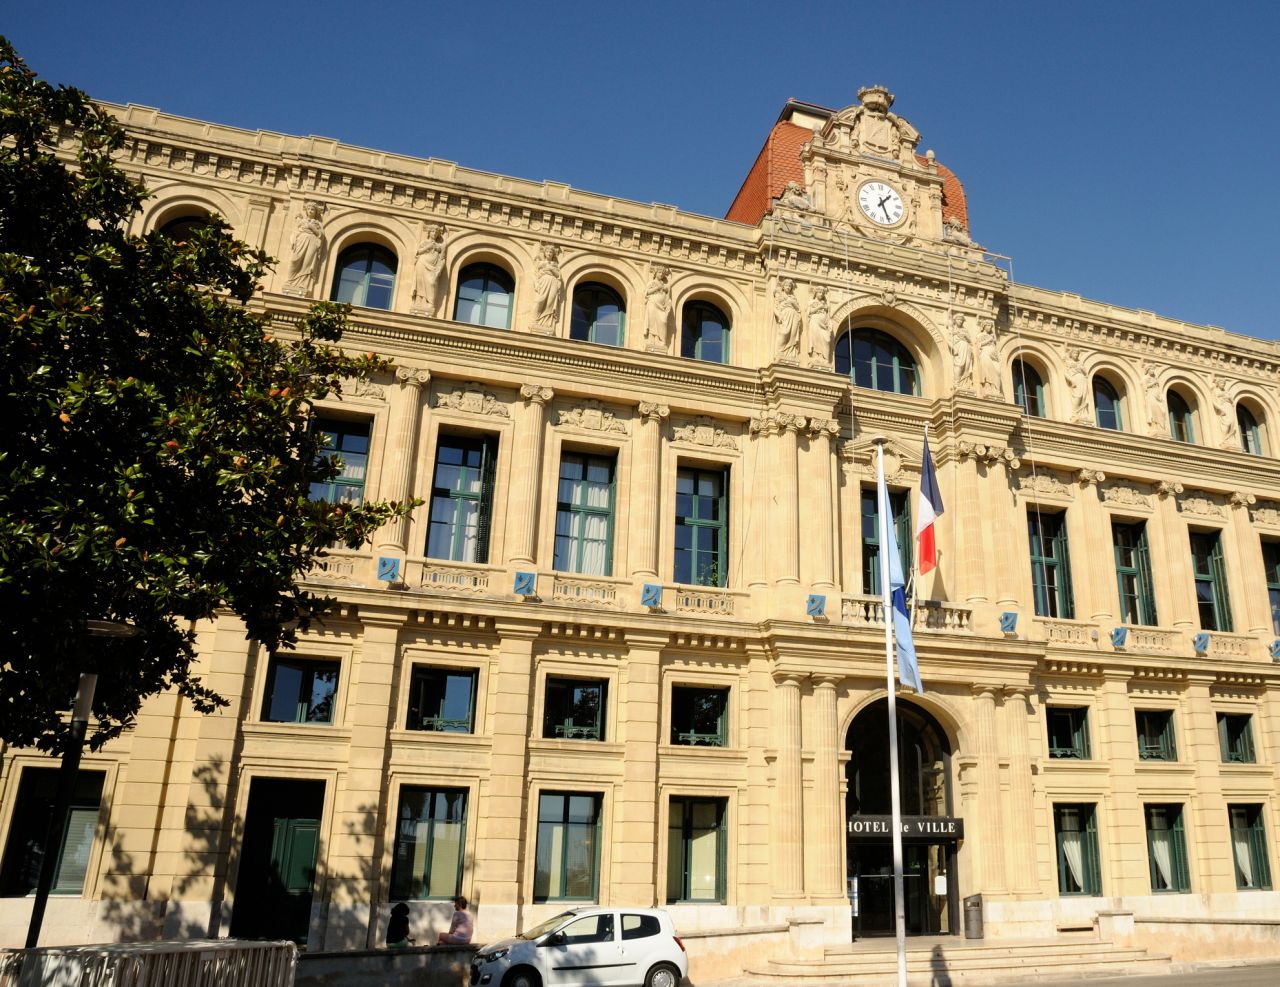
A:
[[0, 38, 410, 751]]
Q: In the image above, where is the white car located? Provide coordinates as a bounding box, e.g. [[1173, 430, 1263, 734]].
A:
[[470, 906, 687, 987]]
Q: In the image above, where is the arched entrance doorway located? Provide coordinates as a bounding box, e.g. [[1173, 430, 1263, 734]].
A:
[[845, 699, 960, 938]]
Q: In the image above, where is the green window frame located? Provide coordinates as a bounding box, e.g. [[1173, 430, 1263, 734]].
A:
[[453, 263, 514, 329], [262, 657, 339, 724], [1028, 510, 1074, 619], [1228, 804, 1272, 890], [330, 243, 397, 310], [426, 434, 497, 564], [1136, 709, 1177, 761], [1053, 803, 1101, 896], [861, 487, 912, 596], [309, 418, 371, 506], [1167, 390, 1196, 443], [1093, 377, 1123, 431], [1113, 521, 1158, 626], [1264, 541, 1280, 636], [680, 301, 730, 364], [667, 797, 727, 904], [1047, 706, 1091, 759], [1145, 803, 1191, 893], [553, 452, 616, 576], [1190, 530, 1233, 632], [675, 466, 728, 587], [570, 282, 625, 347], [0, 769, 105, 897], [534, 792, 602, 902], [390, 787, 467, 900], [543, 677, 607, 741], [1012, 359, 1045, 418], [406, 666, 477, 733], [1238, 405, 1264, 455], [670, 686, 729, 747], [1217, 713, 1256, 764], [837, 328, 920, 395]]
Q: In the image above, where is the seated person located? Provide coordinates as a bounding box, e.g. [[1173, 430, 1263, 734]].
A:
[[437, 895, 474, 945], [386, 902, 412, 948]]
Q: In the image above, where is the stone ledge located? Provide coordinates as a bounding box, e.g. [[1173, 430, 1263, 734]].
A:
[[680, 923, 789, 940]]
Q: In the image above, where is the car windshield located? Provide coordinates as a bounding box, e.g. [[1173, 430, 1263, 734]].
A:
[[518, 911, 578, 940]]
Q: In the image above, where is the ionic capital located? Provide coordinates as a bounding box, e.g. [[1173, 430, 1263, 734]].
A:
[[638, 401, 670, 423], [807, 417, 840, 440], [520, 384, 554, 406], [394, 366, 432, 388]]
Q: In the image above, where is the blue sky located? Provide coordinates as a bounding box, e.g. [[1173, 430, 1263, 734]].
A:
[[7, 2, 1279, 339]]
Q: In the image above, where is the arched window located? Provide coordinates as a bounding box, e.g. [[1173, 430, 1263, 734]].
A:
[[330, 244, 397, 310], [159, 213, 211, 241], [1167, 391, 1196, 443], [570, 282, 625, 346], [453, 263, 514, 329], [1093, 377, 1123, 431], [835, 328, 919, 395], [680, 301, 730, 364], [1012, 359, 1045, 418], [1238, 405, 1264, 455]]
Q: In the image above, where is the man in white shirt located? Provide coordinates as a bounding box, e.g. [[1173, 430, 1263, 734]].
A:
[[437, 895, 474, 945]]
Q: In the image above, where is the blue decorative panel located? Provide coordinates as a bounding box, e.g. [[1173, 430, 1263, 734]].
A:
[[376, 556, 401, 582], [806, 594, 827, 618], [999, 611, 1018, 634], [1111, 627, 1128, 649], [1271, 640, 1280, 660], [641, 583, 663, 609], [1193, 632, 1210, 654], [514, 571, 537, 597]]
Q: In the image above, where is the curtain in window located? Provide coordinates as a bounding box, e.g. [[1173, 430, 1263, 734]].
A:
[[1234, 827, 1256, 888], [579, 476, 611, 575], [1061, 828, 1084, 891], [1151, 827, 1174, 888]]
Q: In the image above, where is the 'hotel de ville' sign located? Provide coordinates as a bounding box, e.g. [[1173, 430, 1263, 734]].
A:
[[847, 815, 964, 840]]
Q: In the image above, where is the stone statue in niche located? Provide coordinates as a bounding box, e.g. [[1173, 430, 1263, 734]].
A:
[[777, 181, 812, 211], [949, 312, 974, 393], [530, 243, 564, 333], [283, 200, 325, 295], [1213, 377, 1239, 449], [1144, 363, 1169, 437], [976, 318, 1002, 398], [1065, 348, 1091, 424], [807, 285, 833, 367], [643, 265, 673, 352], [411, 223, 447, 317], [774, 278, 804, 364], [809, 156, 827, 213]]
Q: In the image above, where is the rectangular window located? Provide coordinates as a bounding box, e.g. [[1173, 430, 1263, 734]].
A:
[[390, 787, 467, 900], [1217, 713, 1256, 764], [1190, 530, 1233, 631], [406, 666, 477, 733], [674, 466, 729, 587], [1053, 803, 1101, 896], [262, 657, 338, 724], [1029, 510, 1074, 619], [1145, 803, 1191, 892], [534, 792, 601, 902], [553, 452, 616, 576], [1136, 709, 1177, 761], [667, 797, 727, 904], [1047, 706, 1091, 759], [670, 686, 729, 747], [543, 678, 607, 741], [426, 434, 498, 564], [1113, 521, 1158, 626], [0, 769, 105, 896], [1264, 542, 1280, 636], [308, 418, 371, 506], [1228, 804, 1272, 890], [861, 487, 911, 596]]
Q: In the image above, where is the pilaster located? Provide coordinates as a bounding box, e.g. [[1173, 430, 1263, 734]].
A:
[[1002, 686, 1039, 893], [807, 419, 840, 591], [507, 385, 553, 566], [807, 675, 844, 897], [972, 684, 1007, 892], [630, 403, 669, 581], [374, 366, 430, 556], [772, 672, 805, 897]]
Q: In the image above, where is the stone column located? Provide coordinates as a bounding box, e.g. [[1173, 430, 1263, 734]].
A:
[[1184, 675, 1231, 890], [1076, 470, 1113, 625], [630, 402, 669, 581], [1156, 483, 1196, 629], [374, 367, 430, 556], [777, 416, 803, 585], [956, 445, 988, 604], [1003, 687, 1039, 893], [1097, 668, 1143, 890], [772, 672, 806, 896], [984, 450, 1021, 611], [972, 685, 1007, 892], [1228, 493, 1269, 634], [613, 631, 668, 903], [809, 675, 844, 896], [839, 443, 862, 594], [507, 385, 554, 566], [807, 419, 840, 591]]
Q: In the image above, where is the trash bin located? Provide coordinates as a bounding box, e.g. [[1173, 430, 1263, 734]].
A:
[[963, 894, 983, 939]]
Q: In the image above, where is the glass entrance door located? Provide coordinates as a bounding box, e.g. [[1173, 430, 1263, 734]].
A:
[[849, 841, 952, 937]]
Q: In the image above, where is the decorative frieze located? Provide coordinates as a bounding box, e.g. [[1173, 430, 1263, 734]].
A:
[[1017, 470, 1073, 501], [1178, 491, 1226, 519], [556, 399, 627, 434], [1251, 501, 1280, 529], [1102, 483, 1151, 510], [672, 416, 738, 451], [346, 376, 388, 401], [435, 382, 510, 417]]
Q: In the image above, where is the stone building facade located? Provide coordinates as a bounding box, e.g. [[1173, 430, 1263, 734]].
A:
[[2, 86, 1279, 957]]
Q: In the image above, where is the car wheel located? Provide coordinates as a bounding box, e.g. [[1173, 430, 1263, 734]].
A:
[[645, 962, 681, 987], [502, 967, 541, 987]]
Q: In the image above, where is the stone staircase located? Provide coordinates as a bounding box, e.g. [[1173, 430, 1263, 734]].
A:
[[741, 935, 1173, 985]]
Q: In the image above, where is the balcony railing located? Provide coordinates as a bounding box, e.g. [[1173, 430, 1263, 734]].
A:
[[670, 585, 739, 616], [1036, 617, 1097, 648], [411, 559, 493, 594], [840, 595, 973, 632], [549, 574, 622, 608]]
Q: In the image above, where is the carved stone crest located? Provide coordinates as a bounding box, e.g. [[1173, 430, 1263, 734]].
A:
[[346, 376, 387, 401], [1251, 501, 1280, 528], [1178, 492, 1225, 519], [436, 383, 510, 418], [557, 399, 627, 434], [1017, 471, 1072, 500], [1102, 483, 1152, 509], [672, 416, 738, 451]]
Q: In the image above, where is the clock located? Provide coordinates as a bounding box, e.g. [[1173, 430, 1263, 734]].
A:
[[857, 181, 904, 226]]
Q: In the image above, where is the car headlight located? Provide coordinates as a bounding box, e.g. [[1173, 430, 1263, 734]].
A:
[[481, 948, 509, 963]]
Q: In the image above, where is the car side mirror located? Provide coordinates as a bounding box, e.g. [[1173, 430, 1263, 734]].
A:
[[541, 931, 566, 947]]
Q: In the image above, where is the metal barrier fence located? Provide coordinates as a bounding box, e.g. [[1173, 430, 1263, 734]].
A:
[[0, 939, 296, 987]]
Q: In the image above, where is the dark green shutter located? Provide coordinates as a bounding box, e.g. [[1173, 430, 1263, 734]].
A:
[[474, 436, 497, 564], [1054, 519, 1075, 619], [1084, 806, 1102, 895], [1171, 808, 1189, 891], [1209, 536, 1233, 631], [1136, 526, 1157, 625], [1250, 810, 1272, 889]]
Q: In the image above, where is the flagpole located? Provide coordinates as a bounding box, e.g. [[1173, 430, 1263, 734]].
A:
[[876, 438, 909, 987]]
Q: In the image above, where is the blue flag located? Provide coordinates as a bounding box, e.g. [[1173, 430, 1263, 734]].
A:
[[878, 452, 924, 693]]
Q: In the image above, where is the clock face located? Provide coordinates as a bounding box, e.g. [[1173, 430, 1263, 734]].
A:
[[858, 181, 905, 226]]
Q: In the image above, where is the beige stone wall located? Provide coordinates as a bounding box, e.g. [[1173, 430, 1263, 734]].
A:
[[3, 101, 1279, 952]]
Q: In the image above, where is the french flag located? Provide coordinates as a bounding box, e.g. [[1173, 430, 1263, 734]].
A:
[[916, 427, 944, 574]]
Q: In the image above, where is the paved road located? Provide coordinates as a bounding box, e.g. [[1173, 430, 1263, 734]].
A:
[[1031, 963, 1280, 987]]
